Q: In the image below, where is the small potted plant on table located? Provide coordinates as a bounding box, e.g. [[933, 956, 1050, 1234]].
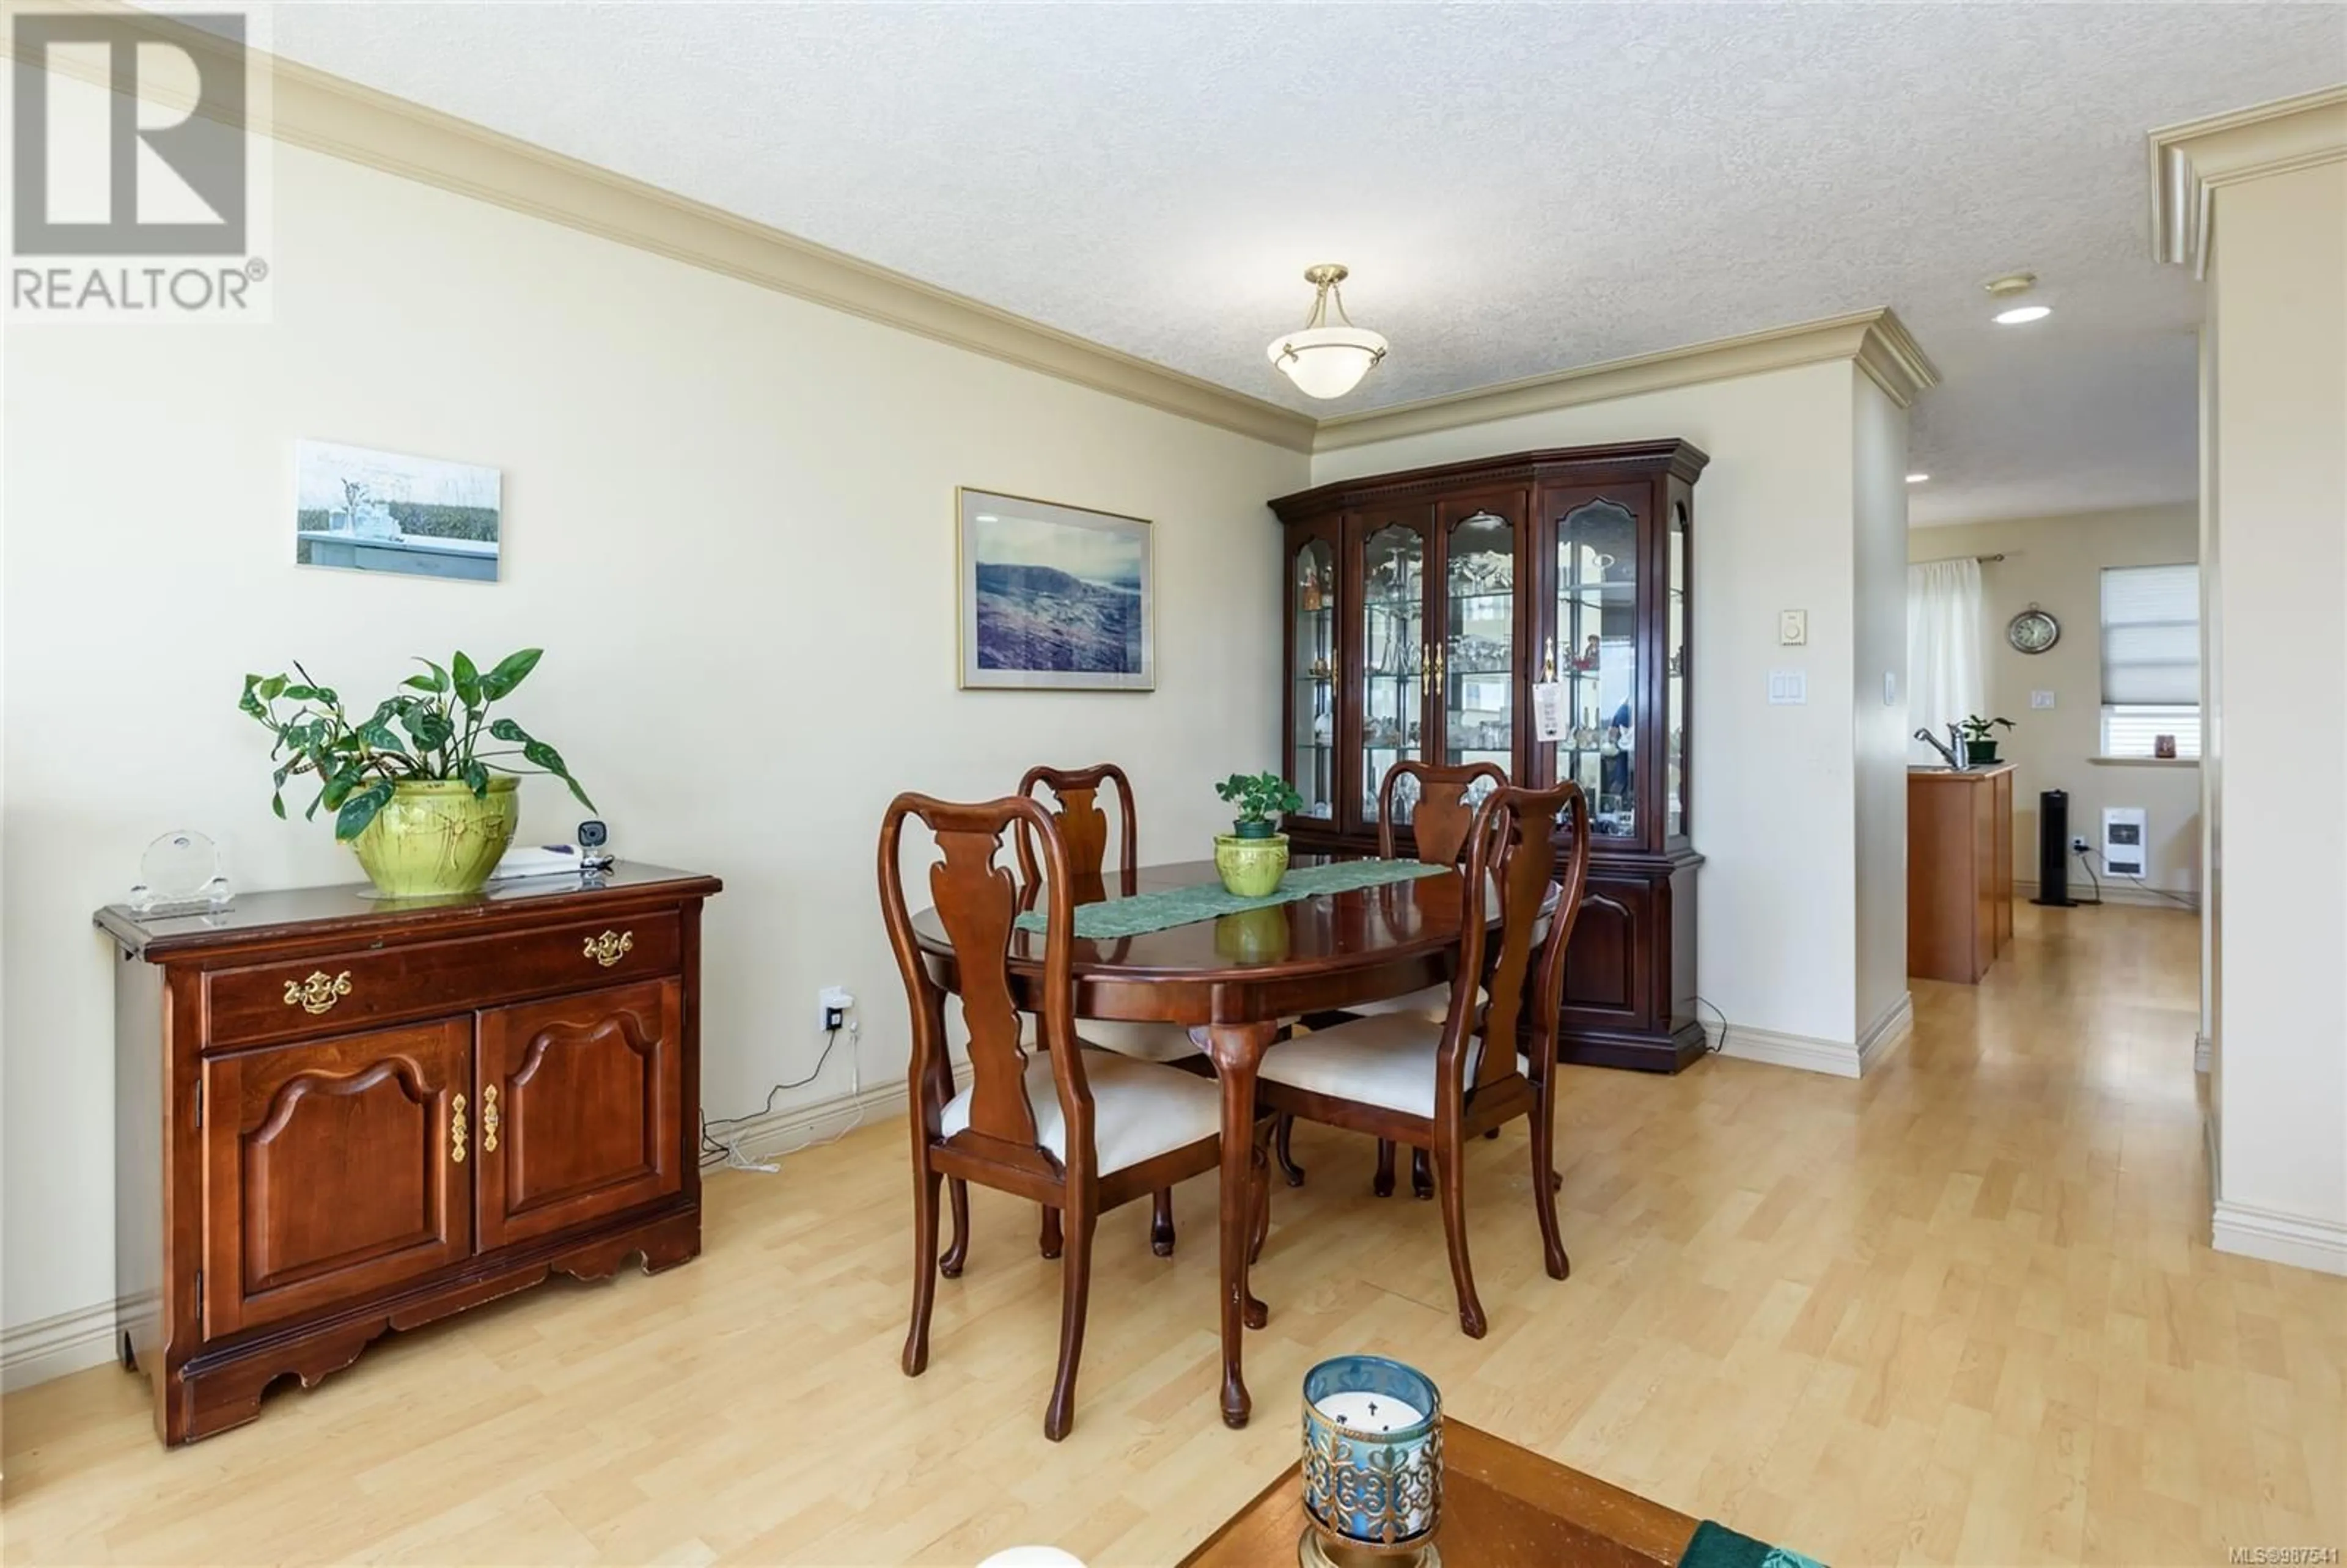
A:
[[1213, 771, 1303, 897], [240, 648, 596, 898], [1960, 714, 2016, 766]]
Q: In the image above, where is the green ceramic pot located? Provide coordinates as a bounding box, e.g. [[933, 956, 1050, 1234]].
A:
[[350, 777, 521, 898], [1214, 832, 1289, 898], [1964, 740, 2000, 766]]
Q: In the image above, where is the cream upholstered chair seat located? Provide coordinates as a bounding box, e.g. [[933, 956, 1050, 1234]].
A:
[[941, 1048, 1221, 1174], [1021, 1016, 1206, 1064], [1256, 1013, 1527, 1121]]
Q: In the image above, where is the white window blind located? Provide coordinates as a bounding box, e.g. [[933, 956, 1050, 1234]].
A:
[[2100, 563, 2200, 758], [2101, 564, 2198, 705]]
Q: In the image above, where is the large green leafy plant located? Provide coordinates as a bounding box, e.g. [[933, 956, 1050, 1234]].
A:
[[239, 648, 595, 841]]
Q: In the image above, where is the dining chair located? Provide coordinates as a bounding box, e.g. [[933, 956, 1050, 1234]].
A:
[[881, 791, 1269, 1440], [1254, 779, 1592, 1339], [1015, 762, 1206, 1259], [1277, 758, 1508, 1199]]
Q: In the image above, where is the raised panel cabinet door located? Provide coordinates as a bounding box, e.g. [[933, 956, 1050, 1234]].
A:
[[477, 979, 684, 1251], [200, 1019, 474, 1338]]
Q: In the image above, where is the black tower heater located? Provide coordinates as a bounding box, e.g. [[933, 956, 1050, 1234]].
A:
[[2033, 788, 2077, 907]]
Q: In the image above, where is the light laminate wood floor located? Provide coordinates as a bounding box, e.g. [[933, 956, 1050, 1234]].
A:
[[6, 903, 2341, 1566]]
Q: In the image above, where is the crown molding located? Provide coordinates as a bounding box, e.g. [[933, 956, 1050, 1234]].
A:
[[13, 2, 1941, 455], [1312, 309, 1938, 454], [2150, 85, 2347, 277], [7, 0, 1317, 453]]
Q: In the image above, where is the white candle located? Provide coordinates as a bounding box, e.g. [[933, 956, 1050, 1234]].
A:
[[1315, 1390, 1425, 1433]]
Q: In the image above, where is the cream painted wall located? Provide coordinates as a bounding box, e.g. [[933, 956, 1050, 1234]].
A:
[[2206, 155, 2347, 1272], [1, 145, 1309, 1337], [1910, 505, 2203, 899], [1851, 376, 1910, 1041], [1309, 361, 1881, 1052]]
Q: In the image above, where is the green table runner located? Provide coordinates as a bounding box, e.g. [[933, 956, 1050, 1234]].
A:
[[1012, 859, 1449, 940]]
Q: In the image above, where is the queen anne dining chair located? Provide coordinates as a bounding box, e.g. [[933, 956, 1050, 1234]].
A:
[[1254, 779, 1592, 1339], [1278, 758, 1508, 1199], [881, 791, 1269, 1440]]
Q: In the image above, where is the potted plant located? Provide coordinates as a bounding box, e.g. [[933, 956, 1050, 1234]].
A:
[[1212, 771, 1303, 897], [1960, 714, 2016, 766], [240, 648, 595, 898]]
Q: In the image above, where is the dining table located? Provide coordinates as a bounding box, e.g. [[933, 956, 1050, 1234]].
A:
[[907, 854, 1515, 1428]]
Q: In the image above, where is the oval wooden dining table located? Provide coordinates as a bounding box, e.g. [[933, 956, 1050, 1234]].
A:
[[908, 855, 1510, 1429]]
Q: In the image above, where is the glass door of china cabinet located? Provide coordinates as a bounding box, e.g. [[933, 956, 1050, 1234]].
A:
[[1349, 508, 1436, 833], [1434, 494, 1525, 797], [1286, 525, 1340, 824], [1539, 487, 1648, 844]]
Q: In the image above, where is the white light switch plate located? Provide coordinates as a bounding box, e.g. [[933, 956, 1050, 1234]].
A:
[[1884, 672, 1900, 706], [1778, 609, 1808, 646], [1768, 670, 1806, 705], [2031, 689, 2055, 709]]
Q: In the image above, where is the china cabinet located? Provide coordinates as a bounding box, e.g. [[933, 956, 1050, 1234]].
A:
[[1270, 441, 1707, 1072]]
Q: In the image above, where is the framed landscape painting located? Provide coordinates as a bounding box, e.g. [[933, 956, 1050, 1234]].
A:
[[958, 488, 1153, 691], [295, 441, 501, 582]]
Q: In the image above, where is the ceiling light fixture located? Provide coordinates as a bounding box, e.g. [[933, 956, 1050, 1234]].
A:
[[1906, 473, 1930, 484], [1983, 271, 2049, 326], [1266, 264, 1387, 399]]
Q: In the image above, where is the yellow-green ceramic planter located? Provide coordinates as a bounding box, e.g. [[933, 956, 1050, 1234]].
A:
[[1213, 832, 1289, 898], [1214, 903, 1293, 962], [350, 777, 520, 898]]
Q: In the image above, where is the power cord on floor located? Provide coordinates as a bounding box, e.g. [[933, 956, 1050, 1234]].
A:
[[1694, 994, 1730, 1056], [2072, 843, 2106, 905], [699, 1020, 864, 1173], [2067, 844, 2195, 910]]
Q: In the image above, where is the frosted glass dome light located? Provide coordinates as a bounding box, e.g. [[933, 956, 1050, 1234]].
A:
[[1266, 264, 1388, 400]]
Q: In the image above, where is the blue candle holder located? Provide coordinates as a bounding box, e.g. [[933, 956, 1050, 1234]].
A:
[[1299, 1355, 1443, 1566]]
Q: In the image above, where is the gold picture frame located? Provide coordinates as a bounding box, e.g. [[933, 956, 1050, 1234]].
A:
[[957, 487, 1155, 691]]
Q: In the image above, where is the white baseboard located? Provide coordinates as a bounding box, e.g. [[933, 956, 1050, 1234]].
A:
[[1704, 994, 1911, 1081], [1857, 994, 1915, 1073], [2, 1297, 125, 1393], [2018, 878, 2199, 912], [2213, 1200, 2347, 1277], [700, 1061, 971, 1167], [1708, 1023, 1861, 1079]]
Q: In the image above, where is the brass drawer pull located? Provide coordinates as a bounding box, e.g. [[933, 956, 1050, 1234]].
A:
[[283, 970, 353, 1015], [583, 930, 634, 968], [450, 1093, 468, 1164], [482, 1085, 499, 1153]]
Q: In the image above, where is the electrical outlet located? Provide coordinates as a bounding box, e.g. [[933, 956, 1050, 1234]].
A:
[[819, 985, 854, 1032], [2071, 836, 2091, 854]]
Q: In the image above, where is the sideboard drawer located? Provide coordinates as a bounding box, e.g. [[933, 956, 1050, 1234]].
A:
[[205, 913, 682, 1048]]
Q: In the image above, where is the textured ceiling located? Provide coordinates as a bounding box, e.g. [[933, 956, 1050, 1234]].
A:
[[255, 2, 2345, 527]]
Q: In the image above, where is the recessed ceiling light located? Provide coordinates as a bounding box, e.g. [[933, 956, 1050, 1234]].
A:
[[1906, 473, 1930, 484], [1994, 304, 2052, 325]]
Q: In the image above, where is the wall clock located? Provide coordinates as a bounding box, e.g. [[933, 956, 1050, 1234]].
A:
[[2007, 604, 2060, 654]]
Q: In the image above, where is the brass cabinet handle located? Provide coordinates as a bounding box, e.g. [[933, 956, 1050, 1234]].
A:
[[482, 1085, 499, 1153], [1543, 637, 1558, 683], [283, 970, 353, 1015], [583, 930, 634, 968], [450, 1093, 468, 1164]]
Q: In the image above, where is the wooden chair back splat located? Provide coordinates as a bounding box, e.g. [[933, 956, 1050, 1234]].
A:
[[1016, 762, 1137, 906], [1379, 759, 1509, 868]]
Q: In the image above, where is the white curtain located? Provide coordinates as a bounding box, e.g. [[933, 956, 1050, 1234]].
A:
[[1907, 557, 1984, 763]]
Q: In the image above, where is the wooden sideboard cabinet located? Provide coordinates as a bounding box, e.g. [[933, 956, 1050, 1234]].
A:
[[97, 863, 722, 1445], [1907, 766, 2013, 983]]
